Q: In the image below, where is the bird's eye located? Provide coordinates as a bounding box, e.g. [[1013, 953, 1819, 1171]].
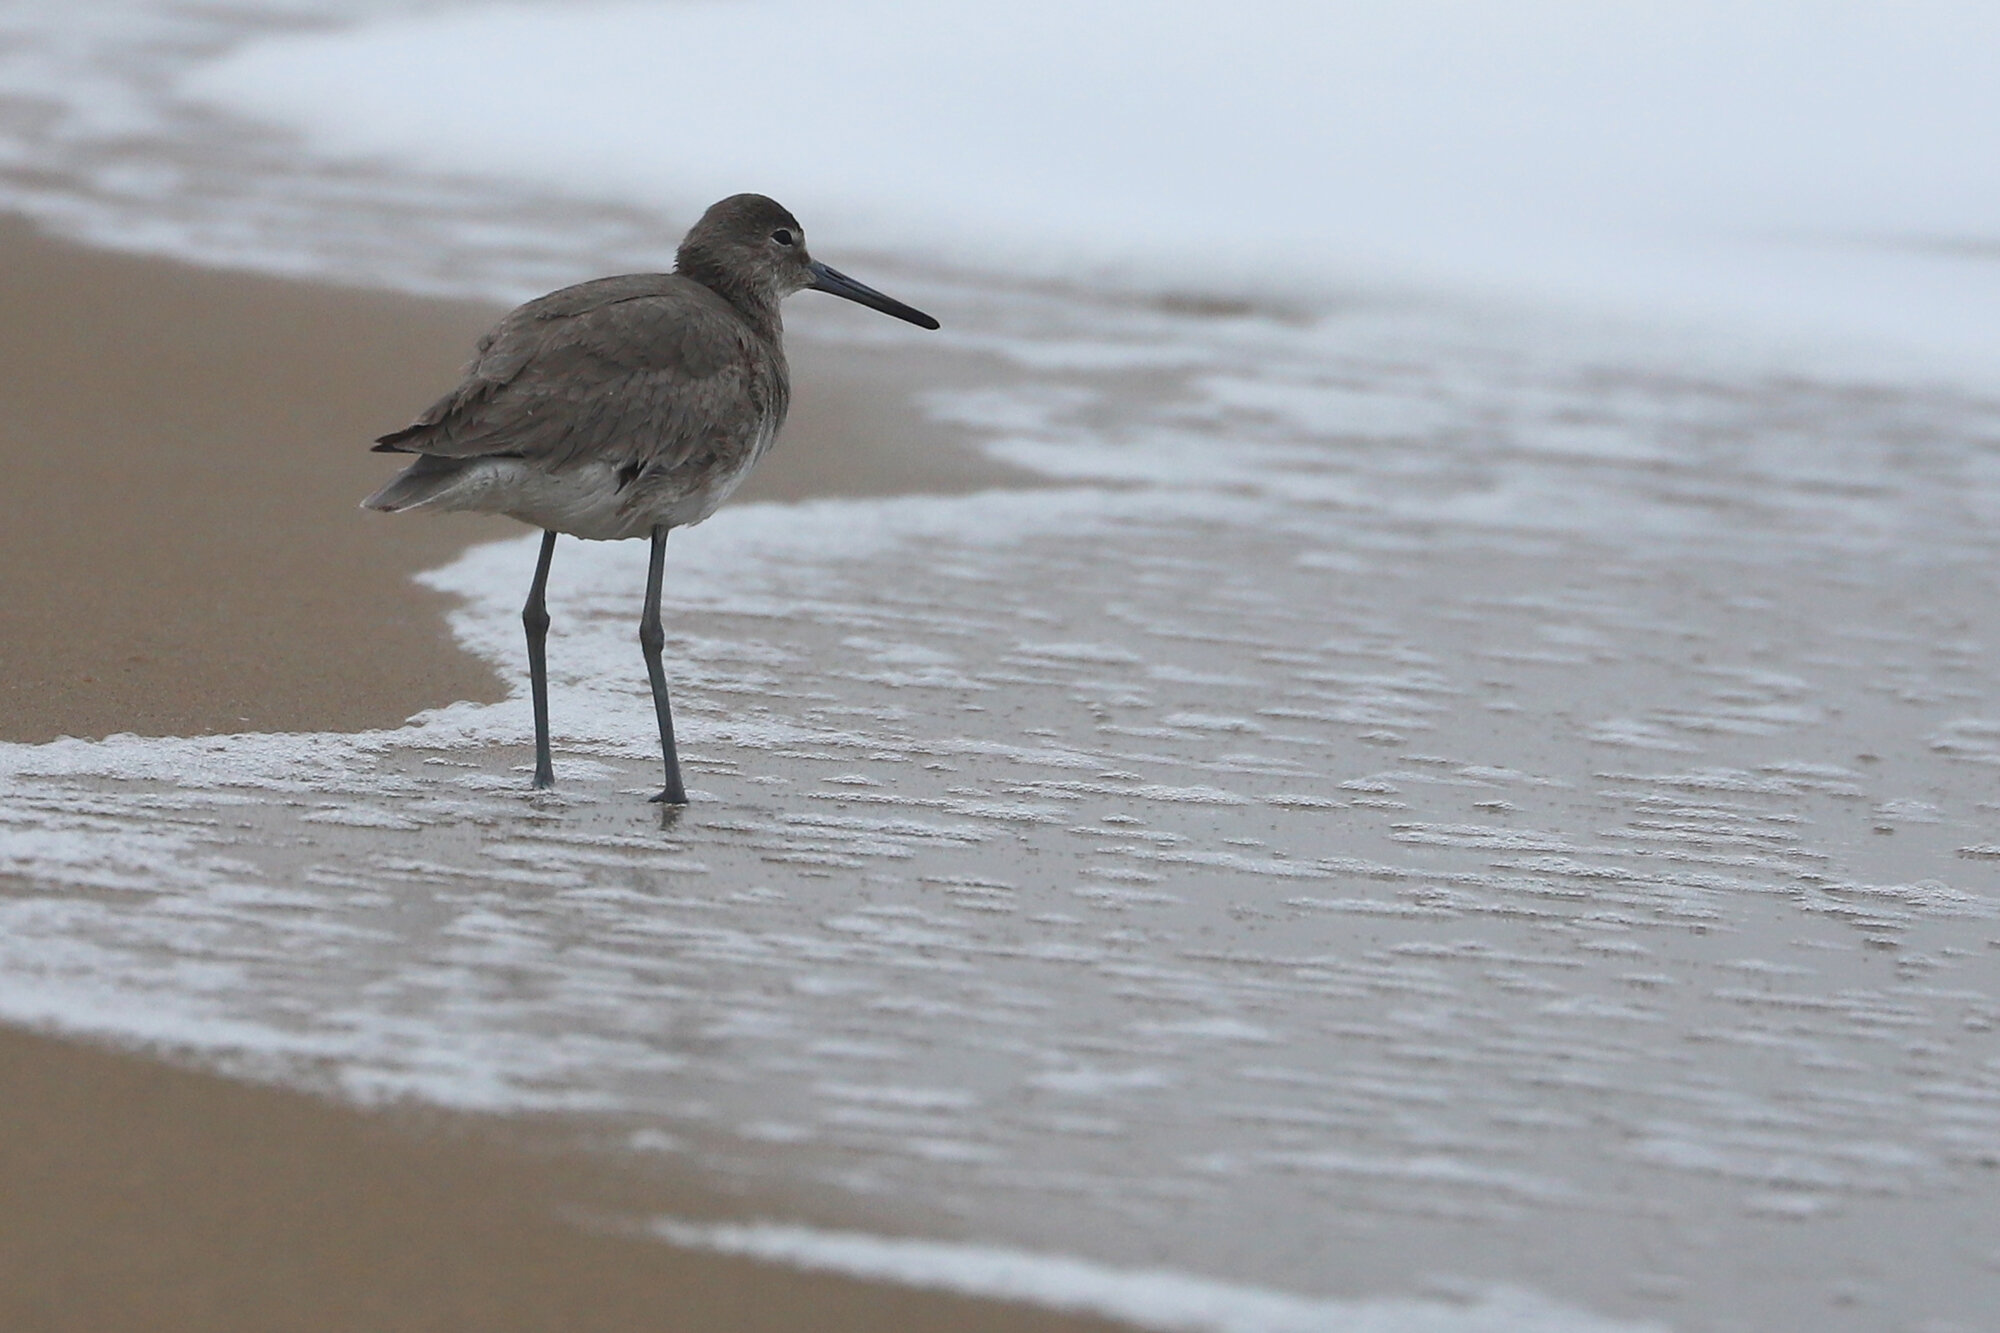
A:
[[771, 228, 796, 247]]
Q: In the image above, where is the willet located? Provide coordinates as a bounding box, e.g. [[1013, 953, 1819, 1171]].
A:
[[363, 193, 939, 803]]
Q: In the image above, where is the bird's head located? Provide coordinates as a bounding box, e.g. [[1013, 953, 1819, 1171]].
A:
[[676, 193, 939, 330]]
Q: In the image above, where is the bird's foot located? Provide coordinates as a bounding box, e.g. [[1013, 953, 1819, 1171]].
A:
[[648, 789, 688, 806]]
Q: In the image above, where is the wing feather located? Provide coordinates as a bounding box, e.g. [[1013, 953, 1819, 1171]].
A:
[[373, 273, 784, 484]]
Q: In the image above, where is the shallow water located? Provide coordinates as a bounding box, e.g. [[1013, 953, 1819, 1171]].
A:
[[5, 5, 2000, 1331], [10, 282, 2000, 1329]]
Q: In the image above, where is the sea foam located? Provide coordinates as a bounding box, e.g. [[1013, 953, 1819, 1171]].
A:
[[180, 0, 2000, 366]]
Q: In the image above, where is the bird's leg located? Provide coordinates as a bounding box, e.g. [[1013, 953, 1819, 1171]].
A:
[[641, 523, 688, 805], [523, 529, 558, 790]]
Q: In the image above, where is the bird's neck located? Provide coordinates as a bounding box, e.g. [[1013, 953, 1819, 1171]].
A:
[[681, 264, 784, 341]]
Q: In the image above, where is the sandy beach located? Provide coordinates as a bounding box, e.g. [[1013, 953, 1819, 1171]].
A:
[[0, 219, 1030, 746], [0, 221, 1104, 1333], [8, 196, 2000, 1330], [0, 1019, 1129, 1333], [6, 10, 2000, 1321], [0, 217, 504, 743]]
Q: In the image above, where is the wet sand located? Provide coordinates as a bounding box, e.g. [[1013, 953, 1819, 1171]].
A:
[[0, 217, 503, 743], [15, 209, 2000, 1331], [0, 1022, 1125, 1333], [0, 217, 1029, 745], [0, 221, 1075, 1331]]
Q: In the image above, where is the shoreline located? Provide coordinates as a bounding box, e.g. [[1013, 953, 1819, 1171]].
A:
[[19, 197, 2000, 1327], [0, 216, 1034, 745], [0, 1021, 1125, 1333], [0, 216, 1076, 1331]]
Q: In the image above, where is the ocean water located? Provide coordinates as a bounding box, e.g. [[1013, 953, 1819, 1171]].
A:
[[5, 5, 2000, 1331]]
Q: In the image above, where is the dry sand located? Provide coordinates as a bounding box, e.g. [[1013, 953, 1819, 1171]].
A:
[[0, 220, 1088, 1332]]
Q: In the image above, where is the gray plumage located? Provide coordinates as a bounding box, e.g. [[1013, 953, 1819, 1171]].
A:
[[363, 193, 939, 802], [365, 270, 789, 538]]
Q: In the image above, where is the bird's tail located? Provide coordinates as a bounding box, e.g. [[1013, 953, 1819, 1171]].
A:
[[361, 453, 473, 513]]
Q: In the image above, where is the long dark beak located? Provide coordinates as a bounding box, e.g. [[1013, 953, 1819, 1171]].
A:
[[808, 261, 940, 329]]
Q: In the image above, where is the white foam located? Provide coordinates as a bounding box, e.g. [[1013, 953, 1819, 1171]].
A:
[[180, 0, 2000, 367], [3, 326, 1998, 1320], [3, 167, 1998, 1320], [651, 1220, 1665, 1333]]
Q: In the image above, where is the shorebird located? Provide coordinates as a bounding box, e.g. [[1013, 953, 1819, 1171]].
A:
[[363, 193, 939, 803]]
